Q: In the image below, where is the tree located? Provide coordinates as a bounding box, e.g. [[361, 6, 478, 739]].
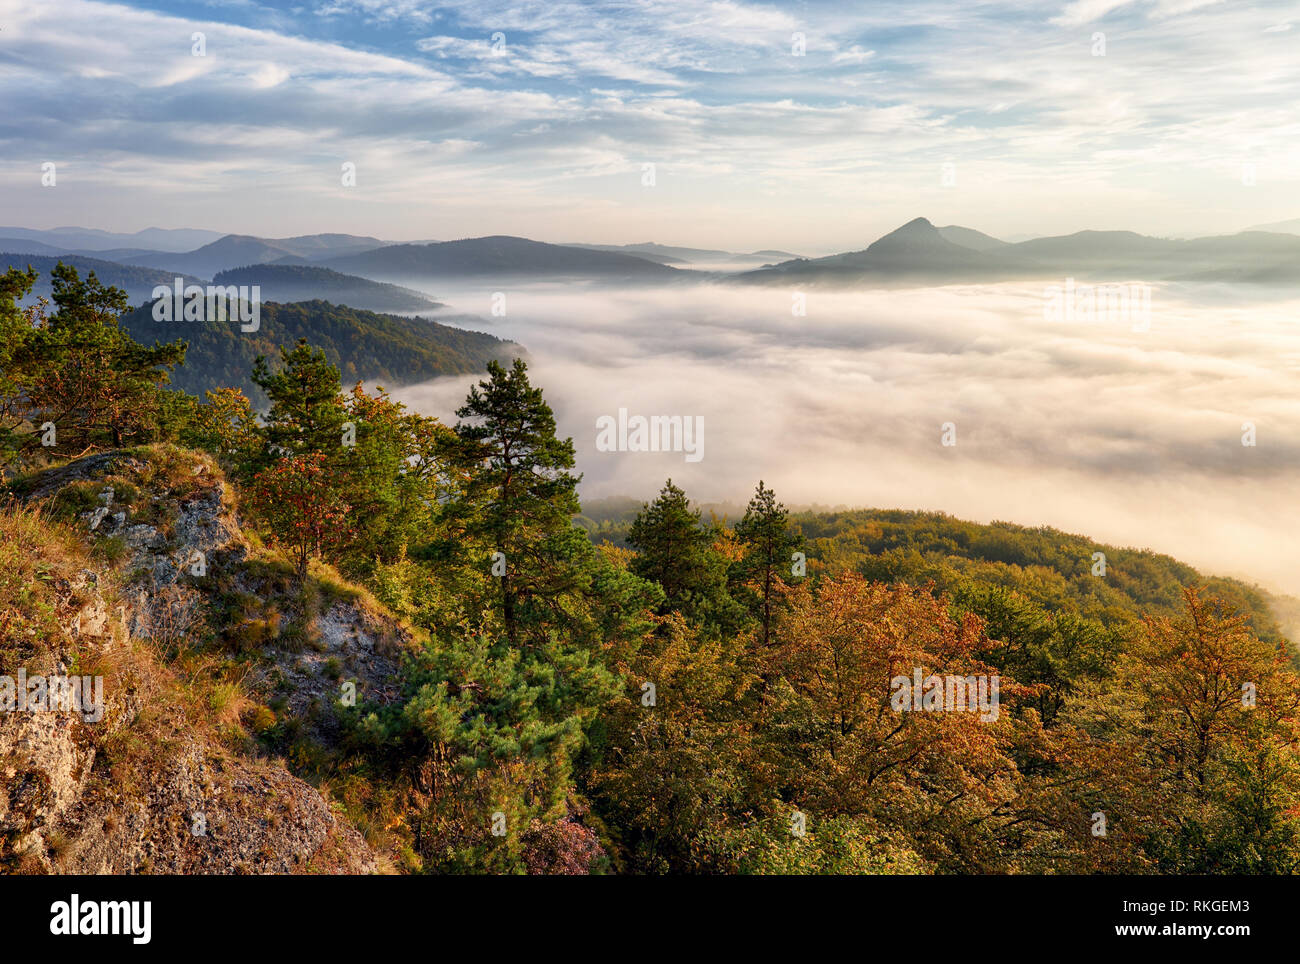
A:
[[9, 263, 186, 456], [1061, 587, 1300, 873], [627, 479, 745, 637], [584, 614, 760, 872], [247, 453, 351, 578], [443, 358, 583, 646], [250, 339, 347, 459], [731, 480, 797, 648], [763, 572, 1026, 871], [184, 387, 261, 462], [0, 267, 38, 465]]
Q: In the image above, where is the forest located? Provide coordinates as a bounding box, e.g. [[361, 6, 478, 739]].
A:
[[3, 263, 1299, 875]]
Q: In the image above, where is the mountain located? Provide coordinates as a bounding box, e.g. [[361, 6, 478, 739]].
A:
[[740, 217, 1027, 283], [739, 217, 1300, 286], [210, 264, 440, 313], [120, 299, 518, 404], [565, 243, 692, 265], [0, 225, 225, 252], [734, 249, 806, 263], [119, 235, 300, 277], [0, 237, 71, 256], [109, 233, 391, 279], [1245, 217, 1300, 235], [937, 225, 1010, 252], [267, 233, 387, 258], [566, 241, 807, 266], [323, 236, 678, 281], [0, 252, 207, 305]]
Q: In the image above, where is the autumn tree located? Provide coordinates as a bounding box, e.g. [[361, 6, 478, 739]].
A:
[[584, 613, 760, 872], [1060, 587, 1300, 873], [763, 572, 1027, 871], [247, 453, 350, 578]]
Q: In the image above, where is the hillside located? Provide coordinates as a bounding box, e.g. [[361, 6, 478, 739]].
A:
[[120, 299, 518, 404], [0, 253, 206, 305], [0, 446, 413, 872], [578, 498, 1290, 652], [211, 264, 440, 313], [322, 235, 678, 281]]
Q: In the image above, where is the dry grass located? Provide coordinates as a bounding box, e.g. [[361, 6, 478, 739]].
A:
[[0, 500, 99, 668]]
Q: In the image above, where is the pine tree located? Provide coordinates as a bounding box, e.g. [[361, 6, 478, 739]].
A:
[[10, 264, 186, 455], [732, 480, 797, 648], [444, 358, 582, 645], [627, 479, 745, 636], [250, 339, 347, 459]]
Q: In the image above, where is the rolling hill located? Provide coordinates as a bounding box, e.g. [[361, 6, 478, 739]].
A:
[[567, 241, 806, 265], [118, 233, 389, 278], [322, 235, 678, 281], [0, 252, 207, 305], [120, 299, 518, 405], [210, 264, 440, 313]]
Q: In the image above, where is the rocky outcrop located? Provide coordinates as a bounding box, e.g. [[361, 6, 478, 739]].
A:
[[1, 445, 405, 874]]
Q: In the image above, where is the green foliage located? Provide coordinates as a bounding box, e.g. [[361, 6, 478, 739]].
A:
[[730, 480, 799, 647], [627, 479, 746, 638], [4, 263, 186, 460]]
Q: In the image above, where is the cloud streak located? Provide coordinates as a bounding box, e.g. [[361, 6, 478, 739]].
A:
[[1, 0, 1298, 247]]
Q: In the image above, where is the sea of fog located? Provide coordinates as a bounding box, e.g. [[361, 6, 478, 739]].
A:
[[385, 278, 1300, 598]]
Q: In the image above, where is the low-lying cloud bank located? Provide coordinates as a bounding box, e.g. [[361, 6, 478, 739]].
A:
[[391, 280, 1300, 596]]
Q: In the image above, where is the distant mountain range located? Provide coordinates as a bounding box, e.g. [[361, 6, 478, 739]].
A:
[[320, 235, 678, 281], [0, 225, 226, 252], [738, 217, 1300, 286], [564, 241, 805, 266], [0, 252, 434, 312], [1246, 217, 1300, 235], [101, 233, 389, 278], [211, 264, 440, 313], [6, 217, 1300, 299]]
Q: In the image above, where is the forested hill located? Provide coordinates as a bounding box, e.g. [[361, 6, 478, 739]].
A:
[[211, 264, 441, 313], [120, 298, 519, 405], [1, 252, 206, 304], [793, 509, 1289, 646], [580, 501, 1290, 650]]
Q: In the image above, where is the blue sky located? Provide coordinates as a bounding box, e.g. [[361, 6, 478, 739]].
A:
[[1, 0, 1297, 251]]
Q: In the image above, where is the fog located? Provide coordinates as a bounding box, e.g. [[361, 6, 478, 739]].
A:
[[387, 278, 1300, 597]]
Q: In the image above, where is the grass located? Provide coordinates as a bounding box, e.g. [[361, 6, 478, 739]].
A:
[[3, 444, 421, 872], [0, 500, 100, 669]]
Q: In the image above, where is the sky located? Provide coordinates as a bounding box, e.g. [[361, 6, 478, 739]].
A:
[[1, 0, 1299, 252]]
